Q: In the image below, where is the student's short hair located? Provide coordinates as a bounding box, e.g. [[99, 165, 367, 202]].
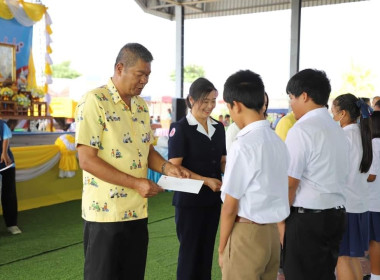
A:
[[115, 43, 153, 69], [223, 70, 265, 113], [186, 77, 217, 109], [264, 91, 269, 117], [286, 69, 331, 106], [375, 99, 380, 108]]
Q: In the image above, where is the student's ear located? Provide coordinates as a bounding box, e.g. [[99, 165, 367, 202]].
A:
[[233, 101, 242, 113], [301, 92, 309, 102]]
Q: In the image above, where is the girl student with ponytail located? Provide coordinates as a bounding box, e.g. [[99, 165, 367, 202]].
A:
[[366, 112, 380, 280], [331, 93, 372, 280]]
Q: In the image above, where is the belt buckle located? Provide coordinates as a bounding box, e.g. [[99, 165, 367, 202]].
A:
[[297, 207, 305, 214]]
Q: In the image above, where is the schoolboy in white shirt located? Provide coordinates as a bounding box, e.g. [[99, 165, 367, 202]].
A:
[[283, 69, 349, 280], [218, 70, 290, 280]]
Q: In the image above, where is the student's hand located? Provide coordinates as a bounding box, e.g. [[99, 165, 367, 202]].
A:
[[165, 162, 190, 178], [204, 177, 222, 192], [0, 152, 12, 166], [134, 178, 164, 198], [218, 250, 224, 269], [277, 221, 285, 248]]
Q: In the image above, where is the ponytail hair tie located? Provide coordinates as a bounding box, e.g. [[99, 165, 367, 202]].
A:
[[356, 99, 373, 119]]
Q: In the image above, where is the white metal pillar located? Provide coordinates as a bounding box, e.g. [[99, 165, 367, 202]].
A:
[[290, 0, 301, 78], [175, 4, 184, 98]]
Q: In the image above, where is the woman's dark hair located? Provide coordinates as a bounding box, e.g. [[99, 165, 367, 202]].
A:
[[186, 77, 217, 109], [333, 93, 372, 173], [371, 112, 380, 139]]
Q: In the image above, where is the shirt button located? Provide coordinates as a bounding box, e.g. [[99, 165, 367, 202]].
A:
[[212, 160, 216, 164]]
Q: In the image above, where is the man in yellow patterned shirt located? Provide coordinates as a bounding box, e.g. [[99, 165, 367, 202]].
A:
[[275, 111, 296, 141], [75, 43, 188, 280]]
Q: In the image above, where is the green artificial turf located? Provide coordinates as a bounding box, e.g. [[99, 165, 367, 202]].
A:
[[0, 192, 222, 279], [0, 199, 83, 266]]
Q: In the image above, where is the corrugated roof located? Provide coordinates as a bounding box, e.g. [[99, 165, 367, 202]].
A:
[[135, 0, 367, 20]]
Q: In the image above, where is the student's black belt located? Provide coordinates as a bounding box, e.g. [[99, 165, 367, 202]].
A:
[[291, 205, 345, 214]]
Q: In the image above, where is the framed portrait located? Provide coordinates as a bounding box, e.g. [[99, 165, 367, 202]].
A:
[[0, 43, 16, 84]]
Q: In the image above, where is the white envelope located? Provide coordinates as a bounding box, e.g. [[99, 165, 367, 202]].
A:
[[0, 163, 15, 172], [157, 175, 204, 194]]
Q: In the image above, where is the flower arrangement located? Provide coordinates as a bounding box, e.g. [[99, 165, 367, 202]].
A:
[[0, 87, 14, 99], [12, 93, 31, 108], [28, 87, 46, 99]]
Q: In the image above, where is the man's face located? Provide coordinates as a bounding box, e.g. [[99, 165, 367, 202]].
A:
[[117, 59, 151, 96]]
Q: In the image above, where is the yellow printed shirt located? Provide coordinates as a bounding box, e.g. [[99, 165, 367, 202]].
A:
[[275, 111, 296, 142], [75, 78, 153, 222]]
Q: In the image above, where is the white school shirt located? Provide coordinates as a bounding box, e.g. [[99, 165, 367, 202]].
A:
[[225, 122, 240, 153], [342, 124, 369, 213], [221, 120, 290, 224], [286, 108, 348, 209], [368, 138, 380, 212]]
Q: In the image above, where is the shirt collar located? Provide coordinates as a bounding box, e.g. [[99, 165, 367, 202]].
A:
[[186, 111, 218, 139], [106, 78, 123, 104], [106, 78, 137, 112], [297, 107, 328, 124], [236, 120, 270, 138], [343, 123, 359, 131]]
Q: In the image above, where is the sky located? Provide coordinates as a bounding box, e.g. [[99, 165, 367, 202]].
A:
[[40, 0, 380, 108]]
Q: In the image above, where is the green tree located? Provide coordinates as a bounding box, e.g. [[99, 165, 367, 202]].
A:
[[331, 63, 376, 99], [170, 64, 205, 83], [51, 61, 81, 79]]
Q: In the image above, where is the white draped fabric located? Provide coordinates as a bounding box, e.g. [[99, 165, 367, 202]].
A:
[[5, 0, 35, 26], [15, 153, 61, 182]]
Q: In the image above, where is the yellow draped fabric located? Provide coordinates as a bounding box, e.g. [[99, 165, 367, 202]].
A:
[[46, 45, 52, 54], [0, 1, 52, 89], [0, 0, 46, 21], [46, 24, 52, 35], [45, 62, 52, 75], [55, 135, 78, 172], [0, 1, 13, 19], [20, 0, 47, 22], [11, 145, 59, 169], [1, 162, 82, 213], [27, 49, 37, 88]]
